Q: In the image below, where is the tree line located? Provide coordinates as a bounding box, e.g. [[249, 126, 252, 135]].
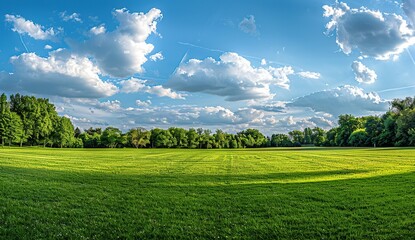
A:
[[0, 93, 414, 148]]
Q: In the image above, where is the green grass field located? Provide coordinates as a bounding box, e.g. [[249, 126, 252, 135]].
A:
[[1, 147, 415, 239]]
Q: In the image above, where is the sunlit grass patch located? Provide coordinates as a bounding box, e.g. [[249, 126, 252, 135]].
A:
[[1, 147, 414, 239]]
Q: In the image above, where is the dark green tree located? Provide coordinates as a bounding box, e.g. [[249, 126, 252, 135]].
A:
[[335, 114, 361, 146], [348, 129, 369, 147]]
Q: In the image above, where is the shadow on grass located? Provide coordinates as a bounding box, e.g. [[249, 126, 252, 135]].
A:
[[0, 165, 372, 186], [1, 165, 415, 239]]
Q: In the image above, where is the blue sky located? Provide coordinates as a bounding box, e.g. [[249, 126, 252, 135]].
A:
[[1, 0, 415, 134]]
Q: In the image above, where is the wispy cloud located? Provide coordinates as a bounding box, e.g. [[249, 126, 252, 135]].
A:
[[378, 85, 415, 93], [60, 11, 82, 23], [239, 15, 258, 36], [5, 14, 56, 40]]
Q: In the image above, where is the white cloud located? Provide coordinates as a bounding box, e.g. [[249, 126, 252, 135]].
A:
[[52, 95, 339, 135], [120, 78, 147, 93], [60, 12, 82, 23], [264, 115, 334, 131], [288, 85, 388, 116], [136, 100, 151, 107], [44, 44, 52, 50], [5, 14, 56, 40], [308, 116, 335, 128], [90, 25, 106, 35], [251, 101, 286, 112], [168, 52, 294, 101], [197, 106, 240, 124], [403, 0, 415, 26], [0, 49, 118, 98], [261, 58, 267, 66], [323, 2, 415, 60], [351, 61, 377, 84], [239, 15, 258, 35], [147, 85, 185, 99], [298, 71, 321, 79], [97, 100, 122, 111], [120, 77, 185, 99], [73, 8, 162, 78], [149, 51, 164, 61]]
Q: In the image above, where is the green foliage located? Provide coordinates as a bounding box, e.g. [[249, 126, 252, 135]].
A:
[[303, 127, 312, 144], [311, 127, 326, 146], [409, 128, 415, 146], [364, 116, 383, 147], [150, 128, 175, 148], [288, 130, 304, 145], [348, 129, 369, 147], [53, 117, 75, 148], [237, 128, 266, 148], [270, 134, 292, 147], [391, 97, 415, 114], [101, 127, 124, 148], [324, 127, 338, 146], [187, 128, 199, 148], [1, 93, 415, 148], [395, 109, 415, 146], [128, 127, 151, 148], [335, 114, 362, 146]]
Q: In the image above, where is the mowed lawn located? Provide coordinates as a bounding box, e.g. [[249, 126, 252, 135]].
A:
[[1, 148, 415, 239]]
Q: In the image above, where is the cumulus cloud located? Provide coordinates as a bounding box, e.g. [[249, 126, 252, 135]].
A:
[[168, 52, 294, 101], [264, 115, 334, 131], [44, 44, 52, 50], [120, 78, 146, 93], [298, 71, 321, 79], [73, 8, 162, 77], [5, 14, 56, 40], [308, 116, 335, 129], [0, 49, 118, 98], [57, 99, 250, 130], [136, 100, 151, 107], [149, 52, 164, 61], [90, 25, 106, 35], [53, 94, 338, 135], [323, 2, 415, 60], [97, 100, 122, 111], [288, 85, 388, 116], [120, 77, 185, 99], [351, 61, 377, 84], [239, 15, 258, 35], [60, 12, 82, 23], [197, 106, 240, 124], [147, 85, 185, 99]]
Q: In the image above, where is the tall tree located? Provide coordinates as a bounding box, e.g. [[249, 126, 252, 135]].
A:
[[311, 127, 326, 146], [150, 128, 175, 148], [101, 127, 124, 148], [51, 117, 75, 148], [395, 109, 415, 146], [187, 128, 199, 149], [169, 127, 188, 148], [270, 134, 292, 147], [335, 114, 361, 146], [237, 129, 266, 148], [129, 127, 151, 148], [348, 129, 369, 147], [288, 130, 304, 144], [364, 116, 383, 147], [4, 112, 24, 146], [303, 127, 313, 145]]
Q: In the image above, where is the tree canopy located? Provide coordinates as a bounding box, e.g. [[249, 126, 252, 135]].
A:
[[0, 93, 414, 148]]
